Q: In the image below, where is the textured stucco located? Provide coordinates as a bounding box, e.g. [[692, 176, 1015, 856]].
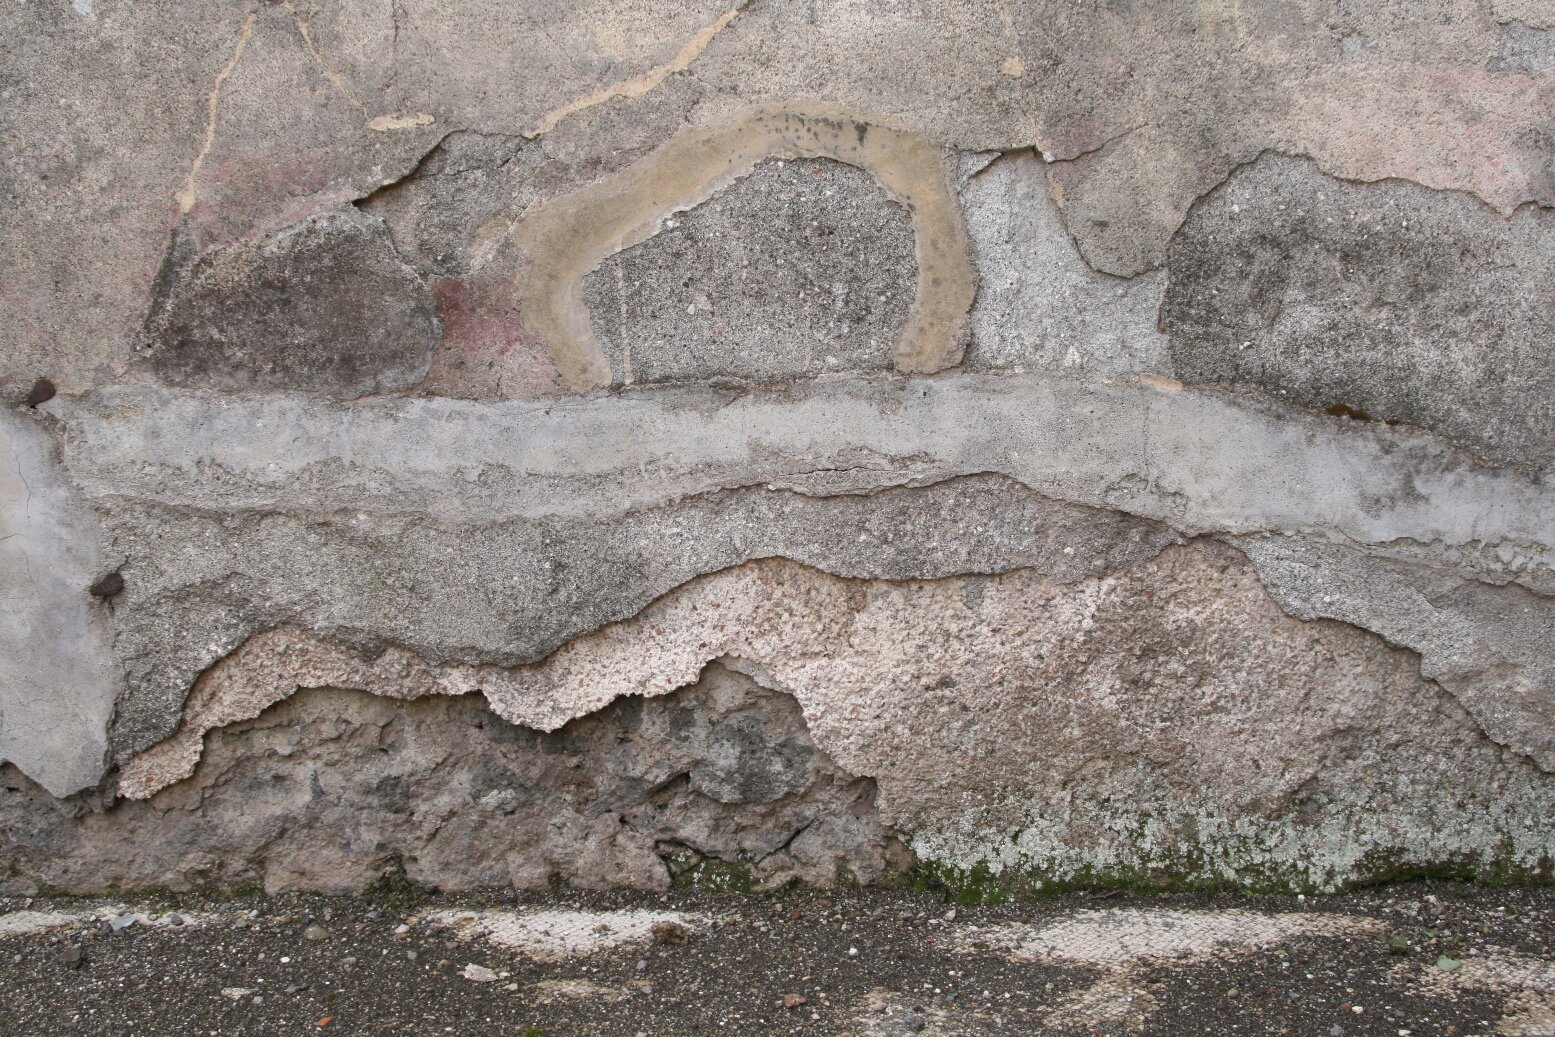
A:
[[1164, 154, 1555, 471], [582, 157, 918, 386], [2, 0, 1553, 894], [97, 546, 1553, 892]]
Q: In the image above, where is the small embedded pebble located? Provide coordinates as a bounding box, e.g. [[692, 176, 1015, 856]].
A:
[[461, 963, 499, 983], [651, 920, 691, 945], [88, 572, 125, 598]]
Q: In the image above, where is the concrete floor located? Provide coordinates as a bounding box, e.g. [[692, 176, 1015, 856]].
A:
[[2, 883, 1552, 1036]]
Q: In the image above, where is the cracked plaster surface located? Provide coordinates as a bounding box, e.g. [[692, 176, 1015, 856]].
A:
[[98, 546, 1554, 891], [9, 0, 1555, 392]]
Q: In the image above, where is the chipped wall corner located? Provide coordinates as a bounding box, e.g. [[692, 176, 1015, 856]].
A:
[[1, 0, 1553, 897]]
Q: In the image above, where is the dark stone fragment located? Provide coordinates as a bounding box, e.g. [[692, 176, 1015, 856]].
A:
[[23, 378, 55, 408], [140, 210, 439, 399], [87, 572, 124, 598]]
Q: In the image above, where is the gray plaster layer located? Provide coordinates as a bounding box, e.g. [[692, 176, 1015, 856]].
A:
[[0, 664, 908, 894], [1236, 534, 1555, 771], [1164, 155, 1555, 472], [962, 151, 1168, 378], [97, 477, 1177, 760], [581, 158, 916, 386], [54, 378, 1555, 555], [1491, 21, 1555, 75], [140, 210, 441, 399], [0, 412, 122, 797], [39, 373, 1555, 790]]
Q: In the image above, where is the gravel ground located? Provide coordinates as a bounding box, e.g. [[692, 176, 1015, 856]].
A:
[[1, 883, 1552, 1036]]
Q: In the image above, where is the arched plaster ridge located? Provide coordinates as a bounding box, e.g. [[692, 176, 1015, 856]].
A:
[[513, 105, 977, 390]]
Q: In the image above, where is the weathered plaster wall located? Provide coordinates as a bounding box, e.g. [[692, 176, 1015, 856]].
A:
[[1, 0, 1552, 894]]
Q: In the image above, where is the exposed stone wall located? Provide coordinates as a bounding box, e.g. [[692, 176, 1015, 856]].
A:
[[1, 0, 1552, 895], [3, 664, 908, 893]]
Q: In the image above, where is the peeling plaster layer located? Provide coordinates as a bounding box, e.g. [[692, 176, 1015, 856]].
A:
[[40, 372, 1555, 793], [510, 106, 975, 390], [1235, 535, 1555, 770], [56, 376, 1555, 552], [112, 547, 1555, 891], [98, 477, 1176, 761], [0, 412, 122, 797]]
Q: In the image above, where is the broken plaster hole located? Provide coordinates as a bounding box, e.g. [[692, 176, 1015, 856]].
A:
[[581, 158, 917, 386], [44, 663, 909, 893]]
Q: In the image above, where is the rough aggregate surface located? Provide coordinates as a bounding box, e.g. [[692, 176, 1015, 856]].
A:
[[1, 884, 1552, 1036], [3, 0, 1555, 897], [3, 665, 908, 894], [1164, 154, 1555, 471], [583, 157, 917, 386]]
